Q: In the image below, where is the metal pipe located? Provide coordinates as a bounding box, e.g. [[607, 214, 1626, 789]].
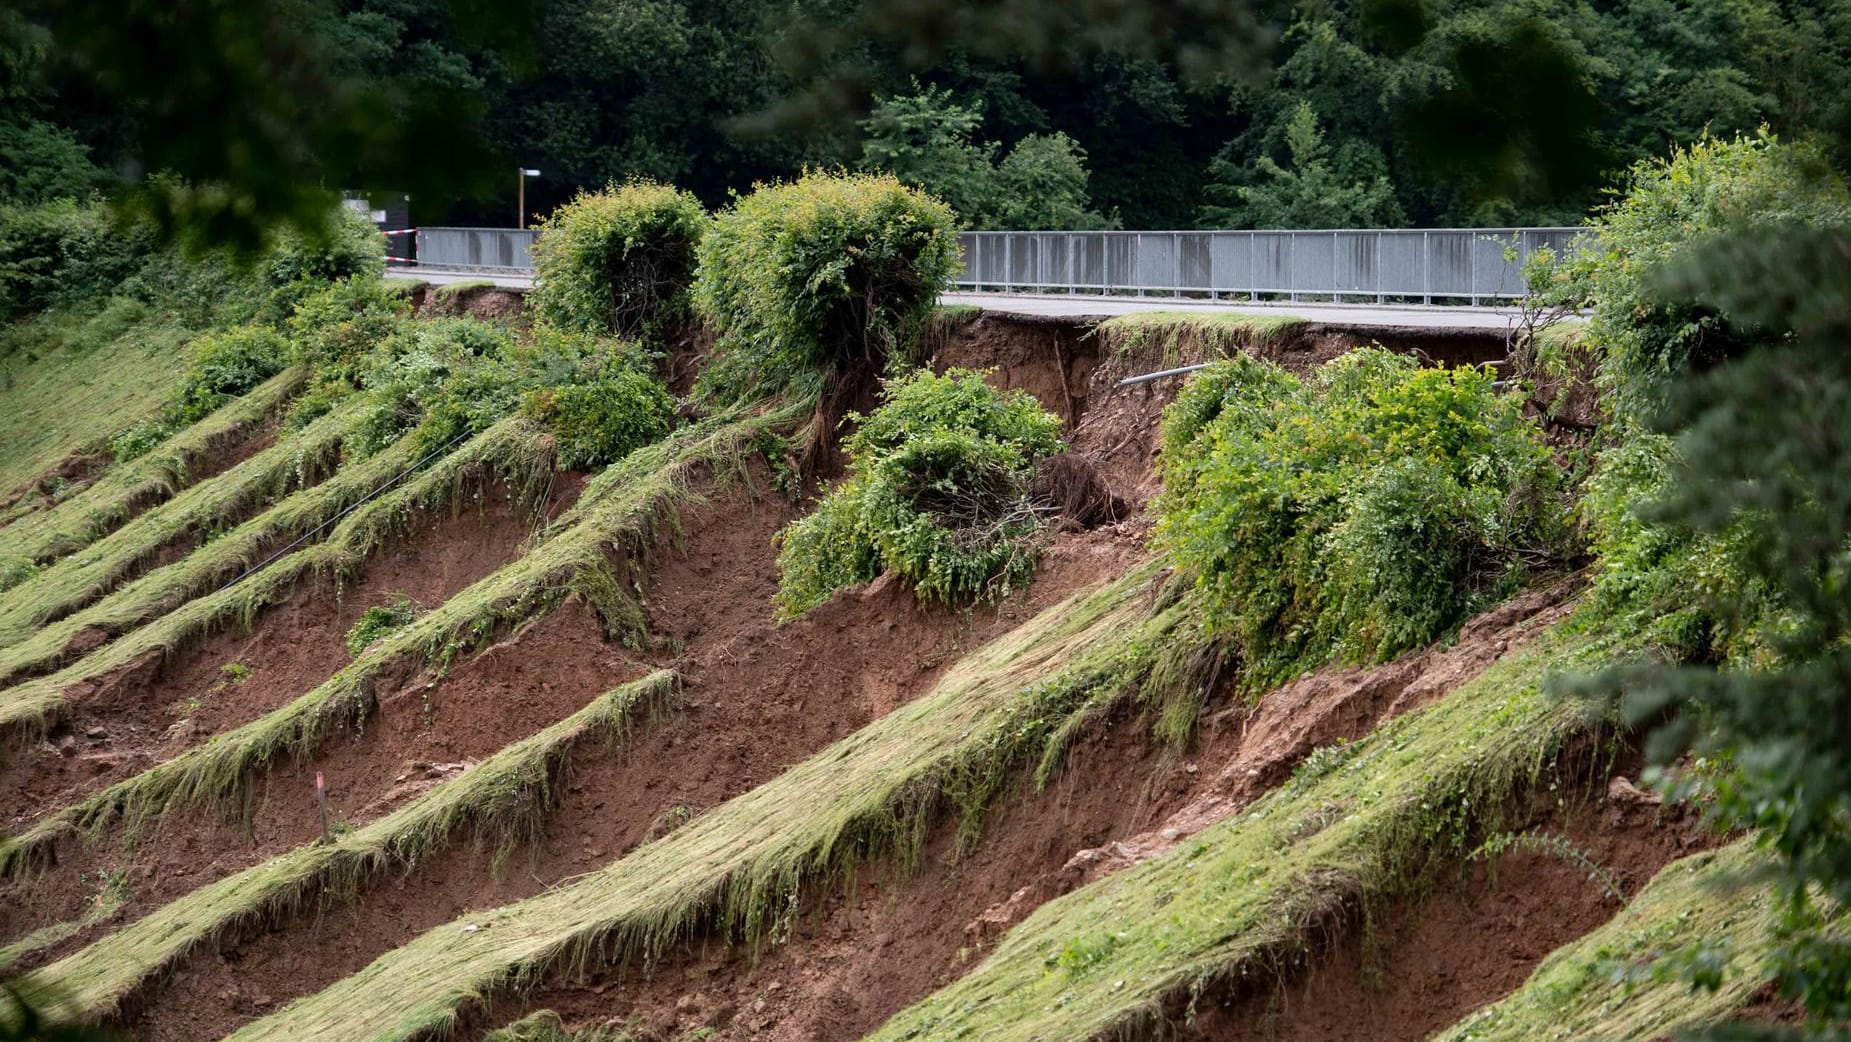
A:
[[1117, 362, 1216, 387]]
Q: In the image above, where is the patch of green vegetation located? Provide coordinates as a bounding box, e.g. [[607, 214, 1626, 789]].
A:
[[863, 625, 1607, 1042], [13, 672, 678, 1020], [0, 398, 368, 656], [0, 311, 194, 495], [1433, 840, 1778, 1042], [218, 662, 253, 685], [0, 407, 783, 871], [1156, 347, 1567, 692], [775, 367, 1064, 616], [343, 596, 419, 656], [693, 171, 960, 405], [1095, 311, 1306, 366], [528, 180, 709, 339], [485, 1011, 637, 1042], [0, 367, 306, 580], [521, 367, 677, 471]]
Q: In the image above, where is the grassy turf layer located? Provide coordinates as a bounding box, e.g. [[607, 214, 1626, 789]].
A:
[[0, 318, 194, 496], [1093, 311, 1307, 366], [15, 671, 678, 1021], [215, 557, 1218, 1042], [859, 625, 1606, 1042], [0, 408, 780, 874], [0, 368, 307, 578], [0, 383, 356, 656]]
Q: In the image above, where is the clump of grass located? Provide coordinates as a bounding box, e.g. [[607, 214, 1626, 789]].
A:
[[1432, 840, 1780, 1042], [0, 408, 783, 872], [862, 625, 1612, 1042], [196, 560, 1235, 1042], [0, 396, 368, 658], [344, 596, 419, 656], [1094, 311, 1305, 367], [0, 367, 307, 578], [12, 672, 679, 1020]]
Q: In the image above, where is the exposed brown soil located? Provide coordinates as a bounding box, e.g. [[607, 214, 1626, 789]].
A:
[[0, 478, 581, 952], [0, 449, 111, 520], [1180, 786, 1711, 1042], [119, 480, 1143, 1040], [407, 283, 528, 323], [448, 573, 1594, 1042]]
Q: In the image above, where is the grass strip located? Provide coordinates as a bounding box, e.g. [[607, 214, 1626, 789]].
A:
[[0, 409, 780, 872], [1094, 312, 1307, 366], [1433, 838, 1779, 1042], [0, 407, 419, 691], [212, 557, 1231, 1042], [858, 625, 1610, 1042], [0, 382, 352, 654], [0, 368, 307, 578], [11, 671, 677, 1021]]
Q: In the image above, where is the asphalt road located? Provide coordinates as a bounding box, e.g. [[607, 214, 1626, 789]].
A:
[[388, 268, 1538, 333]]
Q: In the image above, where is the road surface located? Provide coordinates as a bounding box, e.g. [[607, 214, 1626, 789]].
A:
[[388, 268, 1539, 333]]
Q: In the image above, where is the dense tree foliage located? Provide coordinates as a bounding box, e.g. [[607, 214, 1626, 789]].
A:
[[6, 0, 1850, 233]]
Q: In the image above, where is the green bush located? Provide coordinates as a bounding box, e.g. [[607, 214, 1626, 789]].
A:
[[346, 318, 523, 459], [774, 367, 1063, 616], [692, 171, 960, 404], [261, 208, 388, 319], [344, 596, 419, 656], [1156, 348, 1563, 689], [522, 368, 676, 470], [281, 276, 415, 430], [1547, 134, 1848, 657], [529, 180, 708, 339], [1531, 132, 1851, 424]]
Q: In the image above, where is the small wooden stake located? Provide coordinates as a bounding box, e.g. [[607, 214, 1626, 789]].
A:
[[316, 771, 331, 844]]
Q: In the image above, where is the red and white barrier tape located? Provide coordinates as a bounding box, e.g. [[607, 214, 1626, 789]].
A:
[[381, 228, 418, 237]]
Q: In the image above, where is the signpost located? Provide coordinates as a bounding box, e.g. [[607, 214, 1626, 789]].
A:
[[517, 168, 542, 229]]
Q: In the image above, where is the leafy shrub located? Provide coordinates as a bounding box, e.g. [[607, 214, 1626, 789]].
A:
[[1549, 134, 1848, 656], [281, 276, 414, 429], [692, 171, 960, 404], [346, 318, 523, 458], [1156, 348, 1563, 689], [522, 368, 676, 470], [344, 597, 419, 656], [1530, 132, 1851, 424], [261, 208, 388, 319], [529, 180, 708, 339], [774, 367, 1063, 616]]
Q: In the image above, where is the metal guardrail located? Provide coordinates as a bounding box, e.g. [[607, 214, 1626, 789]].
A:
[[411, 225, 1586, 303], [414, 227, 541, 272], [955, 228, 1582, 303]]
